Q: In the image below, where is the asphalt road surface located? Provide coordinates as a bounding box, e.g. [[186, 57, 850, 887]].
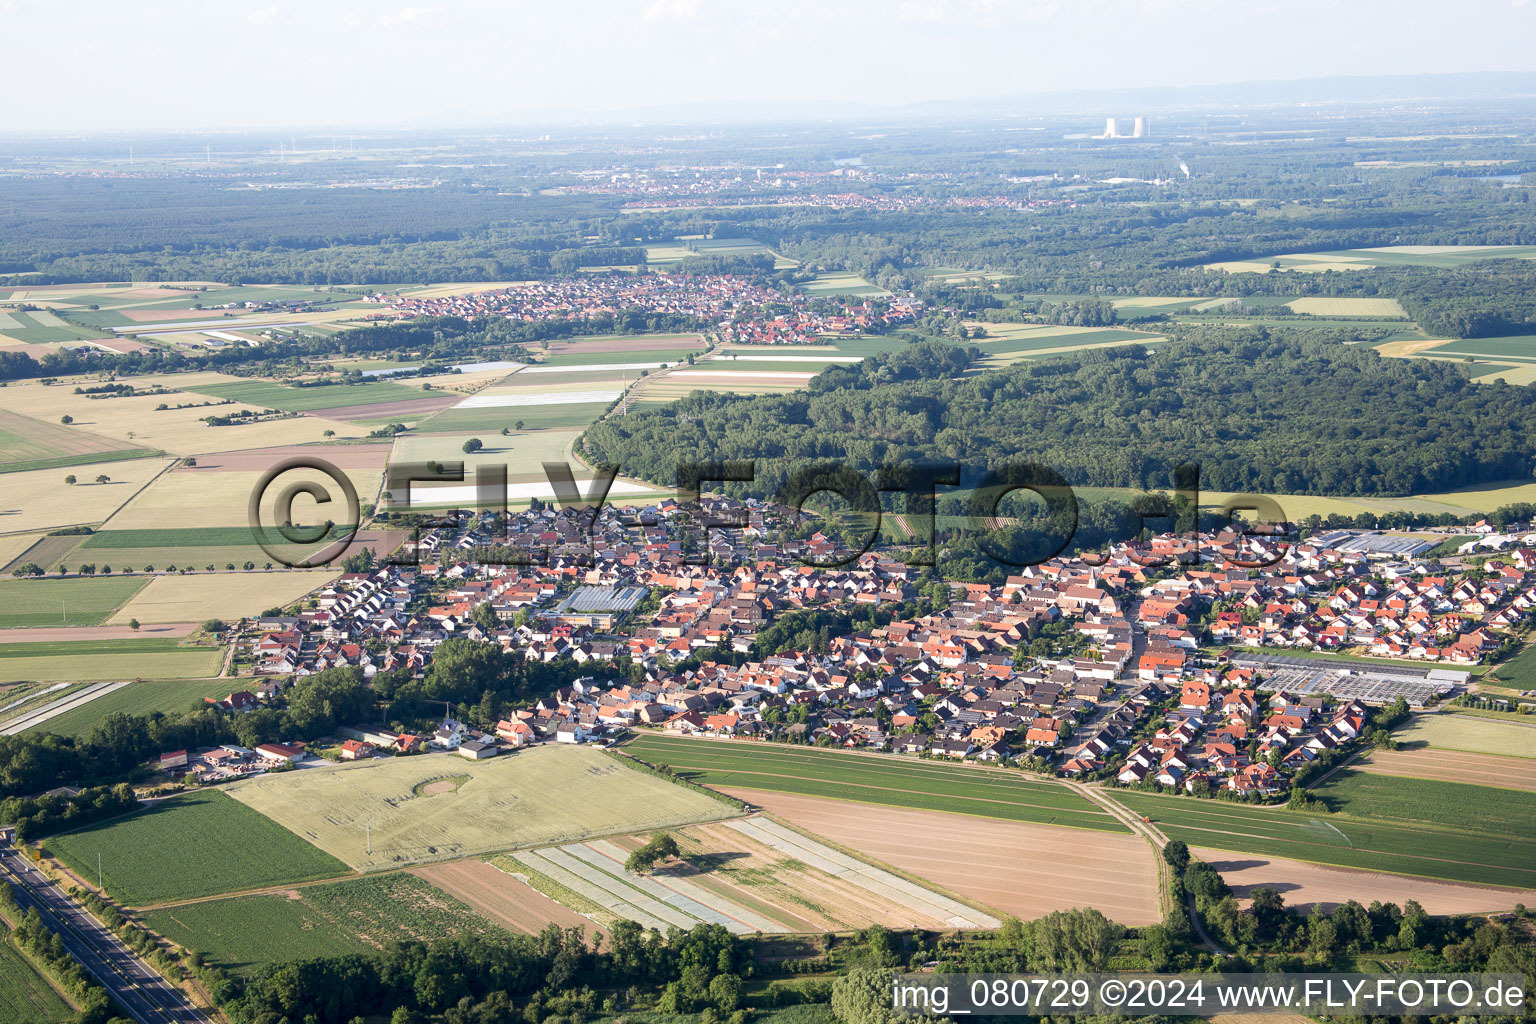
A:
[[0, 843, 202, 1023]]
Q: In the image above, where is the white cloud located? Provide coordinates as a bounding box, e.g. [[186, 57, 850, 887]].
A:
[[247, 5, 280, 23], [381, 6, 436, 26], [642, 0, 699, 23], [897, 1, 948, 20]]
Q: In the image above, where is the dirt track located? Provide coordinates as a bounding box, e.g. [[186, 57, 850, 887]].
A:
[[722, 788, 1162, 926], [1193, 847, 1536, 915], [411, 859, 601, 942], [1354, 748, 1536, 792]]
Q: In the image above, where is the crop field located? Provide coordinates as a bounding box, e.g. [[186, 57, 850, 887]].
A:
[[1354, 747, 1536, 792], [141, 872, 501, 974], [415, 402, 614, 433], [1490, 642, 1536, 690], [1108, 790, 1536, 888], [106, 569, 340, 624], [0, 577, 149, 628], [800, 272, 886, 296], [535, 349, 699, 368], [26, 677, 233, 736], [0, 457, 175, 534], [1284, 297, 1409, 317], [0, 637, 224, 684], [514, 824, 996, 934], [77, 526, 358, 571], [184, 378, 427, 413], [104, 464, 381, 530], [1418, 335, 1536, 361], [1110, 296, 1208, 313], [1473, 363, 1536, 385], [0, 408, 159, 474], [0, 933, 73, 1024], [0, 373, 362, 449], [225, 744, 740, 872], [1208, 244, 1536, 273], [732, 790, 1162, 926], [1195, 847, 1536, 915], [49, 790, 349, 906], [393, 429, 579, 485], [1390, 714, 1536, 758], [622, 735, 1124, 831], [411, 859, 598, 938], [1310, 770, 1536, 836]]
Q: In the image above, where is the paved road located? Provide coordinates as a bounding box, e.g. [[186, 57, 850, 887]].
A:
[[0, 844, 202, 1024]]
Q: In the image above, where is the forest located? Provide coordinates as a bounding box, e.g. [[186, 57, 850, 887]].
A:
[[583, 334, 1536, 500]]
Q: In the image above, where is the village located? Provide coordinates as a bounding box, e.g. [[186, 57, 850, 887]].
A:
[[162, 496, 1536, 801], [363, 272, 923, 345]]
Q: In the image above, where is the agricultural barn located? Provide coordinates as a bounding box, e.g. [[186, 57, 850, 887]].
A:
[[457, 738, 499, 760]]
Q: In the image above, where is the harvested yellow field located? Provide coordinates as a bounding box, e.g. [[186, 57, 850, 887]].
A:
[[0, 532, 43, 569], [226, 744, 741, 872], [0, 458, 175, 533], [393, 429, 580, 484], [1286, 297, 1407, 317], [1375, 338, 1453, 358], [1475, 363, 1536, 385], [0, 380, 362, 455], [106, 464, 384, 529], [107, 569, 340, 624]]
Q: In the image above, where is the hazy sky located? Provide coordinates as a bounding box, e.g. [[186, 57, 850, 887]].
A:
[[2, 0, 1535, 131]]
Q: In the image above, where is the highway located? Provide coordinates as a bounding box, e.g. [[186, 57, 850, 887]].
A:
[[0, 843, 203, 1023]]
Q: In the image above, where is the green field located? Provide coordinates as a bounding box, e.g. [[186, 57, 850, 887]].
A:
[[1490, 643, 1536, 690], [536, 348, 700, 367], [81, 526, 349, 550], [800, 272, 886, 296], [622, 734, 1125, 832], [77, 526, 348, 569], [184, 379, 426, 413], [1420, 335, 1536, 361], [1311, 770, 1536, 835], [49, 790, 349, 906], [22, 677, 231, 736], [0, 934, 72, 1024], [415, 402, 613, 434], [1392, 714, 1536, 758], [0, 577, 148, 629], [141, 872, 501, 974], [0, 637, 224, 684], [1108, 789, 1535, 888]]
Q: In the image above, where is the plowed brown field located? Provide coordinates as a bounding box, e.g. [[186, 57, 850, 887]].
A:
[[721, 788, 1162, 926]]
